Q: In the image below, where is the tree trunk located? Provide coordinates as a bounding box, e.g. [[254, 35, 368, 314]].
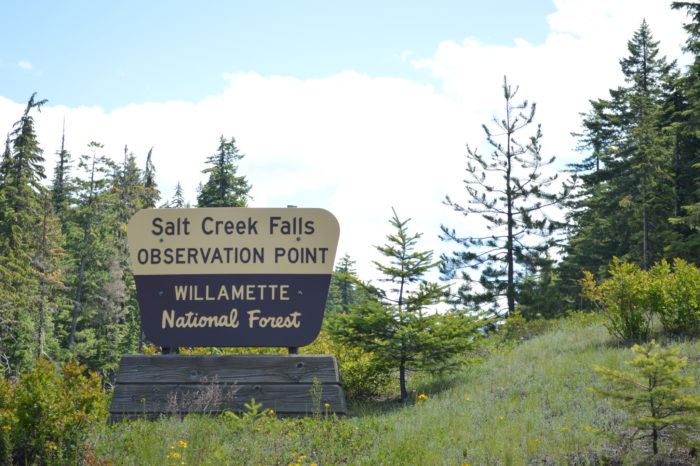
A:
[[506, 111, 515, 317], [399, 356, 407, 401], [642, 174, 649, 270], [69, 246, 87, 349]]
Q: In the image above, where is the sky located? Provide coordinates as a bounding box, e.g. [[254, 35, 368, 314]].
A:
[[0, 0, 694, 284]]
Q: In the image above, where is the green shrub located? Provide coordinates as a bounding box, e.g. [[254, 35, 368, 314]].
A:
[[582, 258, 700, 341], [303, 330, 392, 399], [581, 258, 652, 342], [649, 259, 700, 336], [497, 310, 558, 344], [0, 358, 108, 465]]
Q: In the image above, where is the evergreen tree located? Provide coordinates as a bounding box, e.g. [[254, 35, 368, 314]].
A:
[[30, 194, 67, 360], [668, 2, 700, 253], [197, 136, 251, 207], [51, 121, 73, 217], [143, 147, 160, 208], [110, 146, 154, 359], [60, 142, 126, 372], [162, 182, 187, 208], [327, 209, 484, 400], [0, 94, 65, 373], [559, 20, 688, 302], [589, 340, 700, 456], [325, 254, 362, 315], [0, 135, 10, 183], [441, 77, 566, 318], [620, 20, 677, 268], [515, 251, 564, 319], [172, 182, 186, 208]]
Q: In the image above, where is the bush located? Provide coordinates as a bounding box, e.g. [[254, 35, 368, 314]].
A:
[[580, 258, 700, 341], [581, 258, 653, 342], [649, 259, 700, 336], [497, 310, 559, 344], [0, 358, 108, 465], [303, 330, 392, 399]]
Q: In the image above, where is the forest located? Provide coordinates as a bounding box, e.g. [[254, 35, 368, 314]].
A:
[[0, 4, 698, 388]]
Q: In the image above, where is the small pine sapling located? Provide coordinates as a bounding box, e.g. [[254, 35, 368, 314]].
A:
[[588, 340, 700, 456]]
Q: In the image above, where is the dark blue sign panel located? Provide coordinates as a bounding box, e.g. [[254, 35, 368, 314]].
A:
[[134, 274, 331, 347]]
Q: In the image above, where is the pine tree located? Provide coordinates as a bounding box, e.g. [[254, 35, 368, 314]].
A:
[[0, 135, 11, 184], [60, 142, 127, 372], [110, 146, 154, 359], [51, 121, 73, 218], [589, 340, 700, 456], [325, 254, 363, 315], [197, 136, 251, 207], [620, 20, 677, 268], [441, 77, 566, 318], [143, 147, 160, 208], [161, 182, 187, 208], [327, 209, 484, 400], [560, 20, 685, 303], [172, 182, 186, 208], [668, 2, 700, 254], [0, 94, 65, 373], [30, 194, 66, 360]]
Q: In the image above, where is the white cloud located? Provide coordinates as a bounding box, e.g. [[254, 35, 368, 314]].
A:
[[0, 0, 692, 286], [17, 61, 32, 70]]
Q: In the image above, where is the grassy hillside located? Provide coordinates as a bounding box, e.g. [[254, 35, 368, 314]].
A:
[[89, 317, 699, 464]]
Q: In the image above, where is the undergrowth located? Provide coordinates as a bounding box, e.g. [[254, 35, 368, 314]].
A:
[[88, 315, 699, 465]]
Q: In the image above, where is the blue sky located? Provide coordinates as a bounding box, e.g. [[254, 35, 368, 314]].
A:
[[0, 1, 692, 282], [2, 1, 555, 110]]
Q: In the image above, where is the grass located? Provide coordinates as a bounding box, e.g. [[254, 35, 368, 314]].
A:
[[88, 316, 699, 465]]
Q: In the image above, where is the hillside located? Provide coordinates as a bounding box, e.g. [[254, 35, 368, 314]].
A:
[[90, 316, 699, 464]]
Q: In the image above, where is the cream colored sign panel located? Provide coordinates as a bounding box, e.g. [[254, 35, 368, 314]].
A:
[[127, 208, 340, 275]]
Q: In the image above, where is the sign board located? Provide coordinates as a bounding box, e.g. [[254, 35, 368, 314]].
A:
[[127, 208, 340, 347]]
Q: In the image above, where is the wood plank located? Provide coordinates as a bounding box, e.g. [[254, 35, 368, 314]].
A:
[[110, 382, 346, 415], [115, 354, 340, 384]]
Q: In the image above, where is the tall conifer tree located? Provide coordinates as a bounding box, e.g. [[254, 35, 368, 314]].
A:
[[441, 77, 566, 318], [197, 136, 251, 207], [560, 20, 683, 297], [0, 94, 63, 372]]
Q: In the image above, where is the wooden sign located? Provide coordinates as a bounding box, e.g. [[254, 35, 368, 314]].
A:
[[127, 208, 339, 347]]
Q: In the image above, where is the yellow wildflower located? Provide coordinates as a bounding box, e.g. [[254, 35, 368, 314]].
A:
[[324, 403, 330, 408], [464, 397, 470, 401], [562, 426, 570, 432], [1, 425, 10, 430], [535, 438, 540, 443], [418, 393, 428, 400], [498, 415, 504, 421], [177, 440, 188, 448]]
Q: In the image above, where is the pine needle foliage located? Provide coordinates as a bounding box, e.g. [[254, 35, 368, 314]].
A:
[[327, 209, 485, 401], [588, 340, 700, 456], [441, 77, 567, 318], [197, 136, 251, 207]]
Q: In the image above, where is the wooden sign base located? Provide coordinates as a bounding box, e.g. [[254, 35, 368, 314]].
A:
[[109, 354, 346, 422]]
